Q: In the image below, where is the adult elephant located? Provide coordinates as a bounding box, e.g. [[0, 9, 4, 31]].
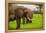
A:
[[8, 4, 33, 29], [14, 7, 33, 29]]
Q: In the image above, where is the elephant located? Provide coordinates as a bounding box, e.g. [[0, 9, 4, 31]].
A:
[[14, 7, 33, 29], [23, 9, 33, 24], [8, 4, 33, 29]]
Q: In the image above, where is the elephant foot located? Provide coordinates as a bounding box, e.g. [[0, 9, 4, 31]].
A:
[[16, 26, 20, 29], [22, 23, 25, 24], [26, 22, 28, 24], [29, 21, 32, 23], [16, 27, 20, 29], [22, 23, 24, 24]]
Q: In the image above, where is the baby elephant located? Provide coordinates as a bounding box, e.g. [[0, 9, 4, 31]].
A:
[[23, 9, 33, 24]]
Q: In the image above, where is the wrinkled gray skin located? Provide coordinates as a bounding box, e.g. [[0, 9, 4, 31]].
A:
[[8, 4, 33, 29]]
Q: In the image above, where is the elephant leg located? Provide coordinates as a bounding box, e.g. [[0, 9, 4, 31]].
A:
[[22, 17, 25, 24], [29, 17, 32, 23], [16, 17, 21, 29], [25, 16, 29, 24], [26, 19, 32, 24], [26, 19, 29, 24], [29, 20, 32, 23]]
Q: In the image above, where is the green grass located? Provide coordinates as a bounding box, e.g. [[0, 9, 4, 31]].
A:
[[8, 14, 43, 30]]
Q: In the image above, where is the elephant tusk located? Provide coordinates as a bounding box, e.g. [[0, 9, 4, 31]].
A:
[[27, 17, 35, 20], [27, 16, 32, 21]]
